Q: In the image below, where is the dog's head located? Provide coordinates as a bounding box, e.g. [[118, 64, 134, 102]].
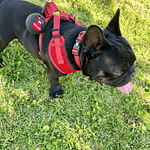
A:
[[80, 9, 136, 87]]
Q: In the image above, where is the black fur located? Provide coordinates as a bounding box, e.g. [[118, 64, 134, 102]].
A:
[[0, 0, 136, 98]]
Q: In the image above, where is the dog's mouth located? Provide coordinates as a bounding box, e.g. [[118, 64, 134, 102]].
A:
[[94, 65, 135, 88]]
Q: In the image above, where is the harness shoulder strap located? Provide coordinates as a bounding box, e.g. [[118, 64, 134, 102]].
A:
[[60, 11, 85, 26], [51, 15, 64, 64], [45, 2, 59, 18]]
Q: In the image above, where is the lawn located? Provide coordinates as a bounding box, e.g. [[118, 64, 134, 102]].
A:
[[0, 0, 150, 149]]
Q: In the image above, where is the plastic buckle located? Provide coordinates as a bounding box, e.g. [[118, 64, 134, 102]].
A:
[[73, 40, 81, 50], [72, 40, 81, 56], [52, 28, 60, 38], [69, 14, 75, 23]]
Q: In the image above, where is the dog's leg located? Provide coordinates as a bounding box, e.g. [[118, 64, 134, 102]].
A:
[[47, 67, 63, 98], [49, 78, 63, 98]]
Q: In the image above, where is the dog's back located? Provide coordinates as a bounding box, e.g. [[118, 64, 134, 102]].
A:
[[0, 0, 18, 48], [0, 0, 41, 53]]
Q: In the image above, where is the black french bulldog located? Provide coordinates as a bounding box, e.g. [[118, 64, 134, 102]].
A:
[[0, 0, 136, 98]]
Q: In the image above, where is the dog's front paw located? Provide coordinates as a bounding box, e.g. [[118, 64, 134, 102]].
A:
[[50, 85, 63, 98]]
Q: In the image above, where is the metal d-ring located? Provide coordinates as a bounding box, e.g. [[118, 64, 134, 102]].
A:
[[78, 31, 86, 37]]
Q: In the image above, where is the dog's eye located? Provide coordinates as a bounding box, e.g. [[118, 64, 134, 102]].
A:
[[90, 51, 102, 59]]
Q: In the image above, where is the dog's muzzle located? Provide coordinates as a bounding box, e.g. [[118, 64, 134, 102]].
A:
[[106, 65, 135, 87], [93, 65, 135, 87]]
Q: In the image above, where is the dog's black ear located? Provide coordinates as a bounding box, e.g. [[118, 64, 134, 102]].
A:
[[80, 25, 109, 75], [82, 25, 108, 49], [107, 8, 121, 36]]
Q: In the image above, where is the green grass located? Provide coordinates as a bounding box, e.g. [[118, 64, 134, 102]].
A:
[[0, 0, 150, 149]]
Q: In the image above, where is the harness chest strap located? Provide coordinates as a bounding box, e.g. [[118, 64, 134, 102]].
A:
[[49, 14, 83, 74]]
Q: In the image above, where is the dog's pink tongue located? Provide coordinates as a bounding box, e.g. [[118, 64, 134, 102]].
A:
[[117, 82, 132, 94]]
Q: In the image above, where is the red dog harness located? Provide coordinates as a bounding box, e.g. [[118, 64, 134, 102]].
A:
[[39, 2, 85, 74]]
